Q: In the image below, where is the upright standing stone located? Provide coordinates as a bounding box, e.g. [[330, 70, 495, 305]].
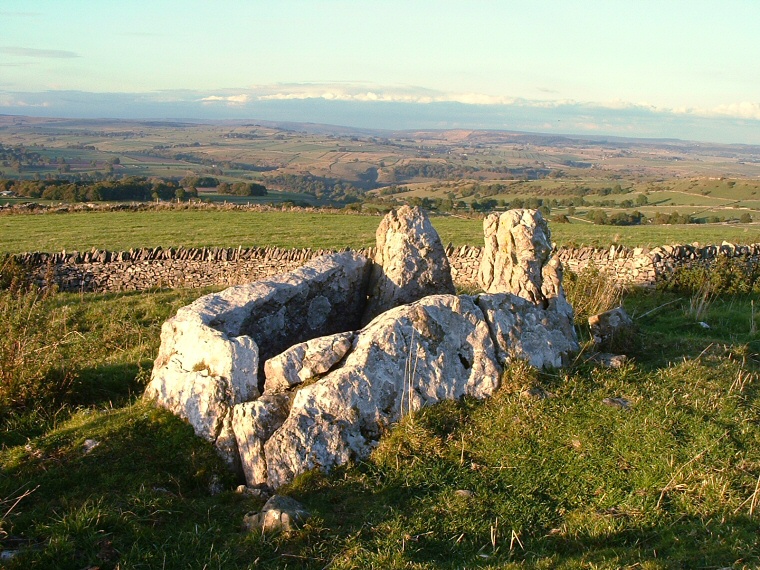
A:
[[477, 209, 577, 364], [362, 206, 455, 324], [479, 210, 557, 301]]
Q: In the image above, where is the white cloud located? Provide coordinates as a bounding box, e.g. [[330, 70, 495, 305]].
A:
[[200, 94, 251, 105], [708, 101, 760, 120], [192, 85, 760, 124]]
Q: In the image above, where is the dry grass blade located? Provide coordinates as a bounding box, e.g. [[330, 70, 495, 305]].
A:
[[657, 432, 728, 509], [686, 281, 714, 321], [1, 485, 39, 526], [734, 473, 760, 516]]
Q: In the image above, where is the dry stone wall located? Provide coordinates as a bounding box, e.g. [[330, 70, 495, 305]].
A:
[[6, 241, 760, 293], [11, 246, 375, 292]]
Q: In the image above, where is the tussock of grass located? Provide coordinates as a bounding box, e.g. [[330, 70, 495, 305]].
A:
[[564, 265, 624, 325]]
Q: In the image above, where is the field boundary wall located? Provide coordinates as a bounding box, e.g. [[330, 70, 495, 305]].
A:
[[6, 242, 760, 293]]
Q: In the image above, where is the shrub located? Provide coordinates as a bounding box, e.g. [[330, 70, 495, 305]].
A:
[[0, 255, 32, 292], [660, 256, 760, 295]]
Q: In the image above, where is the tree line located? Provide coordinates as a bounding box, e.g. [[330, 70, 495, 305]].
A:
[[1, 177, 193, 202], [267, 173, 362, 203], [1, 176, 269, 202]]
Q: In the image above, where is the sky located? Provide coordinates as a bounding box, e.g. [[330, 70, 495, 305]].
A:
[[1, 0, 759, 144]]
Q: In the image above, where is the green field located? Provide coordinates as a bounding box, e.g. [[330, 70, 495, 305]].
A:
[[1, 210, 760, 254]]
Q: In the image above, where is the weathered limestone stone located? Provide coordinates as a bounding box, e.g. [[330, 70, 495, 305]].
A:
[[243, 495, 310, 533], [475, 293, 579, 370], [264, 294, 501, 488], [144, 318, 259, 471], [362, 206, 455, 324], [592, 353, 629, 369], [144, 251, 371, 468], [194, 251, 371, 367], [263, 332, 355, 394], [589, 306, 635, 350], [478, 209, 568, 307], [232, 394, 291, 487]]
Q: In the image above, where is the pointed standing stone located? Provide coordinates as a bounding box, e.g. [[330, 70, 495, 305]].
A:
[[362, 206, 455, 324]]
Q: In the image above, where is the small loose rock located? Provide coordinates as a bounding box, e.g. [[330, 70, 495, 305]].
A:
[[520, 386, 553, 400], [591, 353, 629, 369], [244, 495, 310, 534], [602, 397, 632, 410]]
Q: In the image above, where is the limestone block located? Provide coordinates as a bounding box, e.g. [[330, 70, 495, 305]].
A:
[[476, 292, 579, 370], [264, 294, 501, 488], [145, 251, 371, 468], [362, 206, 455, 324], [233, 394, 291, 486], [264, 332, 355, 394]]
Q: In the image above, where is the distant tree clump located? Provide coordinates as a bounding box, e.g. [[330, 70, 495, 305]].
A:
[[651, 211, 696, 225], [181, 175, 219, 188], [267, 173, 361, 203], [1, 176, 181, 202], [585, 209, 644, 226], [217, 181, 267, 196]]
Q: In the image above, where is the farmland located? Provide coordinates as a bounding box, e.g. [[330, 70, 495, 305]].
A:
[[2, 115, 760, 224]]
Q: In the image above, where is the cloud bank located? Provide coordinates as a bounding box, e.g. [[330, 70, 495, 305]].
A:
[[1, 84, 759, 145]]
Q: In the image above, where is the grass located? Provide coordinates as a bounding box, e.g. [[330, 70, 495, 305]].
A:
[[0, 287, 215, 446], [0, 275, 759, 567], [2, 209, 760, 254]]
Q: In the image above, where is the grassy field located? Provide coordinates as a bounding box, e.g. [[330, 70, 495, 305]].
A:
[[2, 210, 760, 254], [0, 276, 759, 568]]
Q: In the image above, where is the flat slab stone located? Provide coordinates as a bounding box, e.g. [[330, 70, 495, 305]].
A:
[[264, 332, 355, 394]]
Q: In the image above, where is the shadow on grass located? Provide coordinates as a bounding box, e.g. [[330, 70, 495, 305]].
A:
[[238, 462, 760, 570], [0, 403, 250, 570], [0, 361, 151, 448]]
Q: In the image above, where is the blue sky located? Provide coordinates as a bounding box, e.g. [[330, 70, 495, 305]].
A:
[[1, 1, 759, 144]]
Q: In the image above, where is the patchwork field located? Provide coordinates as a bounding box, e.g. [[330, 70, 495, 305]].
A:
[[2, 116, 760, 221]]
